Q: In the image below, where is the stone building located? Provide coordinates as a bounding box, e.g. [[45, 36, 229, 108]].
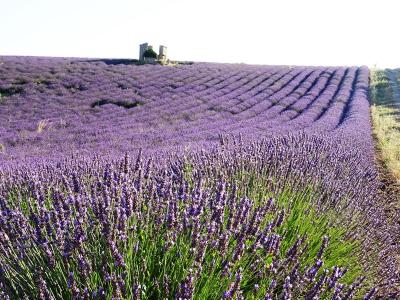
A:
[[139, 43, 168, 63], [158, 45, 168, 63], [139, 43, 149, 62]]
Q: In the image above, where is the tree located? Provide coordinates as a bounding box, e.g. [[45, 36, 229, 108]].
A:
[[143, 49, 158, 59]]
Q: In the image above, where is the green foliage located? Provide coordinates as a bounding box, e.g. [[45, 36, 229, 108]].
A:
[[371, 70, 391, 103], [143, 49, 158, 59]]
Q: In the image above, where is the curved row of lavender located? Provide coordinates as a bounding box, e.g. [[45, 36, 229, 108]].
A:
[[0, 56, 371, 162], [0, 57, 399, 298]]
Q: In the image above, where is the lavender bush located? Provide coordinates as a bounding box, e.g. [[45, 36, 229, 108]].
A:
[[0, 57, 399, 298], [0, 145, 378, 299]]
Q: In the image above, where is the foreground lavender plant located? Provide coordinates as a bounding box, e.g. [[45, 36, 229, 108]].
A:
[[0, 142, 393, 299]]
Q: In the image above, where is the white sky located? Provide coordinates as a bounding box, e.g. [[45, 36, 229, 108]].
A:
[[1, 0, 399, 67]]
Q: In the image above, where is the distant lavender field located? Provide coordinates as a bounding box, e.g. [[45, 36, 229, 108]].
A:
[[0, 56, 372, 162], [0, 57, 398, 299]]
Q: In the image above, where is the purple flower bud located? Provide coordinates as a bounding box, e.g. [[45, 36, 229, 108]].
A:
[[363, 287, 377, 300], [282, 276, 292, 300], [38, 277, 54, 300], [223, 269, 243, 299], [67, 272, 80, 298], [316, 236, 329, 259]]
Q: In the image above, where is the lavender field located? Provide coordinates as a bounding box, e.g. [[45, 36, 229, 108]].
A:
[[0, 56, 399, 299], [0, 56, 372, 161]]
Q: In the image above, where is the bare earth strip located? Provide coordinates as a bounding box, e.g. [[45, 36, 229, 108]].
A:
[[370, 69, 400, 295]]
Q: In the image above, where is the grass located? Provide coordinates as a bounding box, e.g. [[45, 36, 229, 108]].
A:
[[370, 69, 400, 183]]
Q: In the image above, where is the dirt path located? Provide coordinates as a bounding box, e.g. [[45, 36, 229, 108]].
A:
[[371, 69, 400, 296]]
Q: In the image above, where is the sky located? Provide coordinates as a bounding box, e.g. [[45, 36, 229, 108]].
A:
[[1, 0, 399, 67]]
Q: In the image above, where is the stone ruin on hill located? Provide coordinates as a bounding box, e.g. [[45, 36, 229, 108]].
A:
[[139, 43, 168, 64]]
